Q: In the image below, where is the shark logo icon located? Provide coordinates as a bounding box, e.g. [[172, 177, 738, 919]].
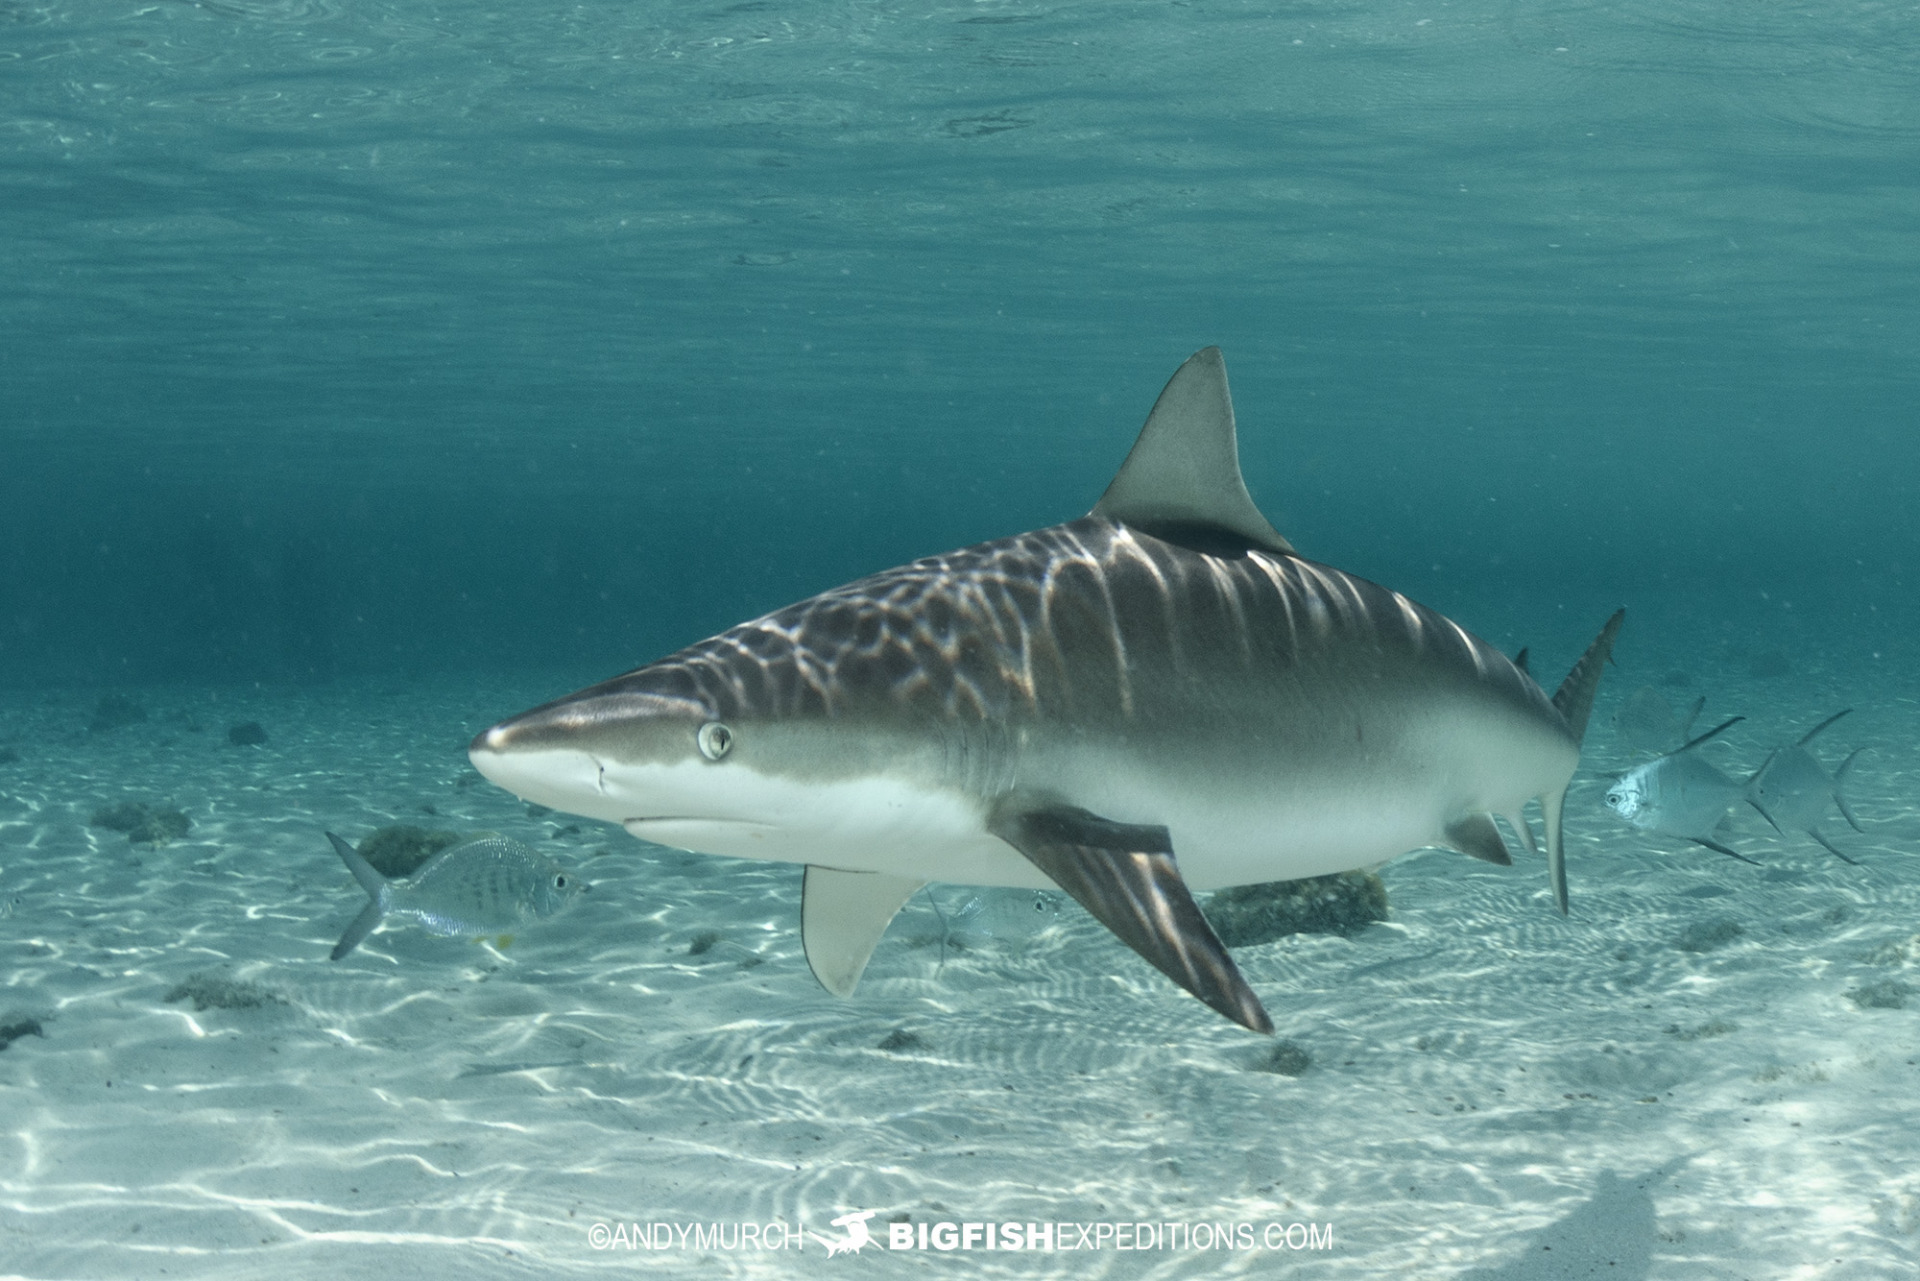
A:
[[812, 1209, 877, 1256]]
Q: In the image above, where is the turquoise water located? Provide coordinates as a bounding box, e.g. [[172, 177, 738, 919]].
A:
[[3, 2, 1919, 1277]]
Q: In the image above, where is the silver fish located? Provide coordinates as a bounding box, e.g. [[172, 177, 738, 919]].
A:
[[1611, 685, 1705, 757], [327, 831, 583, 959], [1604, 717, 1758, 864], [1748, 709, 1866, 865], [945, 888, 1063, 943]]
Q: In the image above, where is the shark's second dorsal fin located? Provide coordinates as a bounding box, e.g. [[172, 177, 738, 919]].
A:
[[1093, 347, 1293, 557]]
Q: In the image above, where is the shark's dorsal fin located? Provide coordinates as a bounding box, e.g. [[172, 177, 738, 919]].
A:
[[1093, 347, 1293, 557]]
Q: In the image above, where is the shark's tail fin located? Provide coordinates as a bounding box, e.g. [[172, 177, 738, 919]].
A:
[[1551, 609, 1626, 742], [1541, 609, 1626, 914], [327, 831, 390, 960]]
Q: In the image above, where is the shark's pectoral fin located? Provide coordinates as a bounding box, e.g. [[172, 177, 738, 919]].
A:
[[800, 865, 925, 998], [989, 802, 1272, 1034], [1443, 813, 1512, 865]]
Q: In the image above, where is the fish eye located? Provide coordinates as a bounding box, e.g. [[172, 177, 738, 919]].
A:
[[697, 721, 735, 761], [554, 874, 567, 889]]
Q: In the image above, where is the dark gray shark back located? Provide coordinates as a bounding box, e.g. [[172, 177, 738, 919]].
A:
[[542, 514, 1560, 750]]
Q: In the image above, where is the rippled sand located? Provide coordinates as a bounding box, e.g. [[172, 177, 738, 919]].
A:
[[0, 655, 1915, 1279]]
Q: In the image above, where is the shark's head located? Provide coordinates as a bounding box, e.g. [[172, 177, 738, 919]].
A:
[[468, 631, 977, 866], [470, 674, 766, 835]]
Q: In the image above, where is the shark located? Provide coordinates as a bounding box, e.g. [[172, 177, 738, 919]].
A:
[[469, 348, 1622, 1032]]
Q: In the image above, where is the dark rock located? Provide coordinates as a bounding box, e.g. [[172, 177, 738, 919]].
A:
[[227, 721, 268, 747], [91, 801, 151, 832], [688, 930, 723, 956], [356, 825, 462, 878], [87, 693, 148, 733], [1250, 1040, 1312, 1076], [0, 1017, 44, 1051], [1847, 979, 1911, 1010], [1665, 1018, 1738, 1041], [128, 808, 192, 845], [164, 973, 288, 1012], [1204, 871, 1389, 947], [1675, 919, 1744, 953], [90, 801, 192, 843]]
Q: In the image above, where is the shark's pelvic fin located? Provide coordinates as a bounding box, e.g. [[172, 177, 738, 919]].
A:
[[327, 831, 390, 960], [800, 865, 925, 998], [1091, 347, 1293, 557], [1444, 813, 1513, 865], [1544, 608, 1627, 913], [990, 801, 1273, 1034]]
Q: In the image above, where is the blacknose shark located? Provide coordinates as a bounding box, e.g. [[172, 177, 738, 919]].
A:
[[469, 349, 1622, 1032]]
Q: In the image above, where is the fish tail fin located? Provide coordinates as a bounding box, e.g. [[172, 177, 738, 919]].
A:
[[332, 898, 385, 960], [327, 831, 390, 960], [1835, 748, 1867, 833], [1542, 608, 1626, 914]]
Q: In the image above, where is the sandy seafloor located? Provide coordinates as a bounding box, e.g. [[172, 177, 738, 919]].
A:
[[1, 636, 1917, 1281]]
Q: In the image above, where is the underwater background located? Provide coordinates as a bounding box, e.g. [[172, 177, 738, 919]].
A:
[[2, 1, 1917, 1277]]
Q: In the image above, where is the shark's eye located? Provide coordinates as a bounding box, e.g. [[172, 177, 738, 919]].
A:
[[697, 721, 735, 761]]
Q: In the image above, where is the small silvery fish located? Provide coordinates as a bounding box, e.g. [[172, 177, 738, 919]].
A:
[[1748, 709, 1867, 865], [1603, 717, 1759, 865], [947, 888, 1063, 944], [326, 830, 583, 959]]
